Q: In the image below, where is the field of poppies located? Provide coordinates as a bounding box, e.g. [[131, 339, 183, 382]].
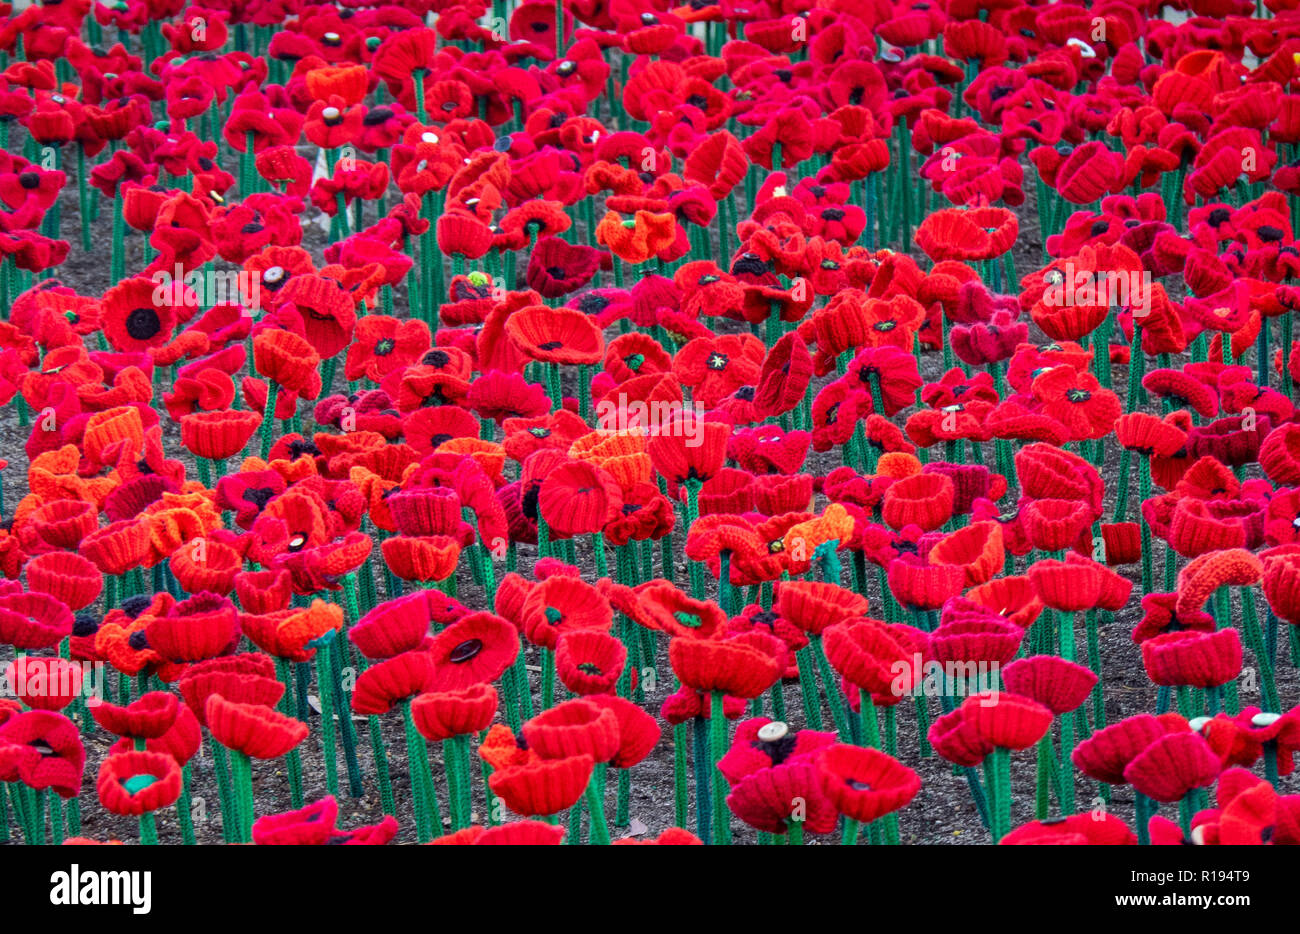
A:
[[0, 0, 1298, 849]]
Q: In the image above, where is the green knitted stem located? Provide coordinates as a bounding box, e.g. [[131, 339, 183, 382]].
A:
[[139, 810, 158, 846], [690, 717, 712, 843], [616, 768, 630, 827], [858, 691, 881, 749], [208, 739, 236, 843], [178, 764, 196, 845], [794, 645, 823, 730], [227, 748, 253, 844], [709, 691, 731, 845], [585, 764, 611, 845], [329, 642, 364, 797], [1240, 588, 1279, 712], [1138, 458, 1154, 596], [369, 715, 395, 816], [315, 644, 340, 796], [403, 700, 437, 842], [673, 721, 689, 829], [787, 817, 804, 846], [259, 381, 279, 459], [541, 647, 556, 709]]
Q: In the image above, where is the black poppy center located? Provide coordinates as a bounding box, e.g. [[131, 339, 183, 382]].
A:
[[450, 638, 483, 663], [123, 307, 162, 341]]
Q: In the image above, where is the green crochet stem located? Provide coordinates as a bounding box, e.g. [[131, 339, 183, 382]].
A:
[[585, 763, 611, 845], [315, 643, 340, 797], [541, 647, 556, 709], [709, 691, 732, 845], [787, 817, 804, 846], [794, 645, 823, 730], [1209, 588, 1240, 715], [615, 768, 631, 828], [227, 747, 254, 844], [446, 734, 473, 831], [178, 764, 196, 845], [1058, 611, 1077, 815], [139, 811, 158, 846], [718, 550, 735, 618], [1034, 733, 1053, 820], [673, 721, 689, 829], [811, 636, 851, 739], [274, 657, 306, 809], [841, 817, 860, 845], [208, 738, 236, 843], [402, 699, 439, 842], [328, 640, 364, 797], [1241, 586, 1279, 712], [1085, 609, 1106, 735], [1137, 457, 1154, 596], [259, 380, 279, 459], [986, 746, 1011, 842], [691, 717, 713, 844]]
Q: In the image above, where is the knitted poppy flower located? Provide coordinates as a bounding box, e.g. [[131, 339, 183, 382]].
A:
[[79, 519, 152, 577], [96, 750, 182, 817], [1000, 656, 1097, 716], [24, 551, 101, 611], [411, 684, 498, 743], [1020, 498, 1094, 553], [146, 593, 241, 663], [0, 592, 74, 651], [0, 710, 85, 797], [882, 472, 954, 532], [205, 695, 308, 760], [427, 611, 520, 692], [527, 236, 603, 298], [887, 555, 967, 612], [1000, 813, 1137, 846], [538, 460, 623, 538], [1072, 714, 1178, 785], [179, 658, 284, 728], [633, 581, 729, 639], [1141, 629, 1243, 689], [522, 699, 621, 763], [351, 650, 437, 716], [349, 591, 443, 661], [646, 412, 730, 485], [488, 754, 595, 817], [252, 328, 322, 398], [504, 305, 605, 366], [29, 499, 97, 549], [1123, 731, 1222, 804], [668, 631, 784, 700], [381, 534, 461, 583], [963, 691, 1053, 750], [816, 744, 921, 825], [928, 704, 995, 768], [91, 691, 179, 740], [344, 315, 431, 383], [101, 275, 190, 352], [823, 619, 925, 705], [3, 656, 82, 711], [774, 580, 871, 636], [555, 629, 626, 695], [179, 409, 262, 461]]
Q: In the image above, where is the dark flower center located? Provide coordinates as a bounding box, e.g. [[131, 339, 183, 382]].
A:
[[373, 338, 396, 356], [449, 639, 483, 663], [125, 307, 162, 340]]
